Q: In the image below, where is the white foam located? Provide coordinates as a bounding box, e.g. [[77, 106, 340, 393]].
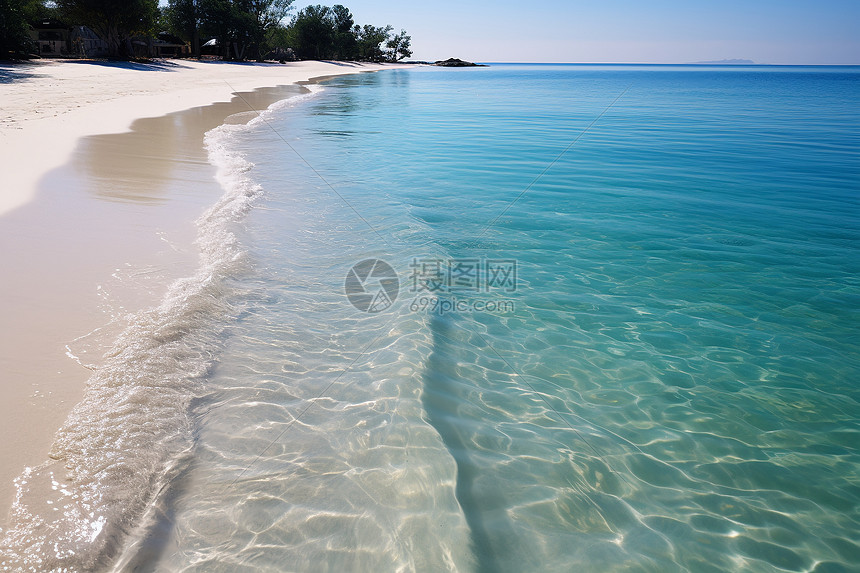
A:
[[0, 89, 318, 571]]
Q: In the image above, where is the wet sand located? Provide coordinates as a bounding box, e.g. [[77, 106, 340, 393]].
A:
[[0, 60, 402, 527]]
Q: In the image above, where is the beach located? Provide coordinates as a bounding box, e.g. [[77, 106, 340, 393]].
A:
[[0, 58, 401, 531], [0, 59, 402, 216]]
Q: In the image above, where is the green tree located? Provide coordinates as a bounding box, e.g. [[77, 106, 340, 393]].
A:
[[355, 23, 390, 62], [198, 0, 239, 59], [23, 0, 56, 23], [1, 0, 56, 58], [165, 0, 204, 57], [239, 0, 293, 61], [0, 0, 32, 58], [268, 3, 411, 63], [290, 4, 333, 60], [55, 0, 159, 58], [330, 4, 355, 59], [385, 28, 410, 61], [265, 21, 294, 59]]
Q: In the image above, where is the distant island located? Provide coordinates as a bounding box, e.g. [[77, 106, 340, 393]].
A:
[[434, 58, 486, 67], [690, 59, 755, 65], [403, 58, 487, 67]]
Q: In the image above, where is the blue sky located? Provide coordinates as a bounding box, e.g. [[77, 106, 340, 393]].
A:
[[160, 0, 860, 64]]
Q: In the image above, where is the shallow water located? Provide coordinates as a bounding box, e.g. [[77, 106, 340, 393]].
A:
[[3, 64, 859, 572]]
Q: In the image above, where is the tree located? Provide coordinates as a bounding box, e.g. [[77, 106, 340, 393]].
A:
[[330, 4, 355, 59], [165, 0, 204, 57], [265, 22, 294, 60], [0, 0, 31, 58], [22, 0, 56, 22], [198, 0, 244, 60], [290, 4, 333, 60], [355, 23, 390, 62], [385, 29, 410, 62], [55, 0, 159, 58], [239, 0, 293, 61], [1, 0, 56, 58], [263, 3, 411, 63]]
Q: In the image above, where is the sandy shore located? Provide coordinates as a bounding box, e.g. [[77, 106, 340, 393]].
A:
[[0, 59, 403, 527], [0, 59, 400, 215]]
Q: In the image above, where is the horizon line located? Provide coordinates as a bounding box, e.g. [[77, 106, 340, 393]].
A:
[[436, 61, 860, 67]]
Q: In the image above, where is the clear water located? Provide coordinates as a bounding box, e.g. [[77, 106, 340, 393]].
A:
[[3, 64, 859, 572]]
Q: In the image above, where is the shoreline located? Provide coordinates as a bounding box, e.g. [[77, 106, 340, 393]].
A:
[[0, 59, 405, 530], [0, 59, 402, 216]]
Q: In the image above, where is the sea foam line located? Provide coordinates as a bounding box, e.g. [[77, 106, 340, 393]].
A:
[[0, 87, 322, 572]]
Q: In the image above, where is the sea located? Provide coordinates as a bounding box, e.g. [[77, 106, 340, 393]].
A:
[[1, 63, 859, 572]]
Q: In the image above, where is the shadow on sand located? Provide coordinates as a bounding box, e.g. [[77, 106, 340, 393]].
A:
[[0, 63, 43, 84], [316, 60, 364, 67], [0, 58, 358, 83], [65, 58, 193, 72]]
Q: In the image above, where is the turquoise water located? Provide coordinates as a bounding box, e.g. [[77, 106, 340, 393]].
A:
[[162, 64, 858, 572], [3, 64, 859, 572]]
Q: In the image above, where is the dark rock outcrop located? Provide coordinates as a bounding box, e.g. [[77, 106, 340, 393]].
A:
[[434, 58, 487, 67]]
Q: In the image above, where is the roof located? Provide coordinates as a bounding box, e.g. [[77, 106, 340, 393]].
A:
[[157, 32, 185, 45], [31, 19, 69, 30]]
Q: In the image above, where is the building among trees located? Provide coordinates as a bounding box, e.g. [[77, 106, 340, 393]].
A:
[[1, 0, 411, 63]]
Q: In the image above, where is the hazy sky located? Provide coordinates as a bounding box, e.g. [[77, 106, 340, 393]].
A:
[[161, 0, 860, 64]]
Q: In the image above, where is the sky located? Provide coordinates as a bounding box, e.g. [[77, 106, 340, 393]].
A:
[[160, 0, 860, 64]]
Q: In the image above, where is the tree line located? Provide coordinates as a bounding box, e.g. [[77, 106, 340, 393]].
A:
[[0, 0, 54, 58], [266, 4, 412, 62], [1, 0, 411, 62]]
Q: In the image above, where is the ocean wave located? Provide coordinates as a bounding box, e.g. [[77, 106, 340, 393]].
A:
[[0, 90, 313, 571]]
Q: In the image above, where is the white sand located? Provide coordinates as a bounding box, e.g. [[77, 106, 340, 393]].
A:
[[0, 59, 404, 527], [0, 59, 399, 216]]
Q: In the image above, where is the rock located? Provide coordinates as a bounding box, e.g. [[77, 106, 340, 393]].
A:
[[434, 58, 487, 67]]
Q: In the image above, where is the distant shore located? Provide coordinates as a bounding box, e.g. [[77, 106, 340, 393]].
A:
[[0, 59, 405, 527]]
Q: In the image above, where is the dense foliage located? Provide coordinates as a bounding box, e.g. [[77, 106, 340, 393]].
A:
[[164, 0, 411, 62], [2, 0, 411, 62], [165, 0, 293, 60], [55, 0, 160, 58], [0, 0, 54, 58], [279, 4, 411, 62]]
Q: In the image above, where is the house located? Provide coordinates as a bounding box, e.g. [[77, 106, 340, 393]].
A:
[[30, 19, 70, 56], [153, 33, 188, 58], [128, 32, 189, 59], [69, 26, 109, 58], [29, 19, 109, 58], [28, 20, 184, 59]]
